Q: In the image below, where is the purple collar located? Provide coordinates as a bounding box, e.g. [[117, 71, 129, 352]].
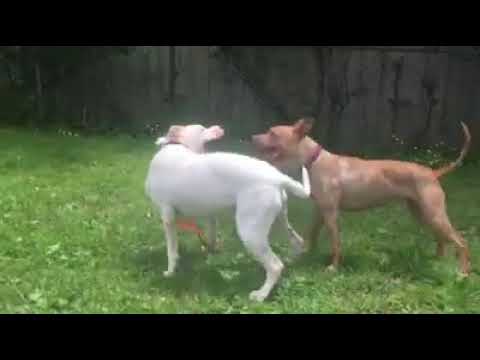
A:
[[305, 145, 323, 169]]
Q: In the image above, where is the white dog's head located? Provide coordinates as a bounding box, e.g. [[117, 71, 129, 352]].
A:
[[156, 124, 225, 153]]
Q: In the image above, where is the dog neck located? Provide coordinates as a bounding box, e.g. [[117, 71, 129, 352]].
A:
[[299, 137, 323, 169], [163, 140, 206, 154], [164, 140, 182, 146]]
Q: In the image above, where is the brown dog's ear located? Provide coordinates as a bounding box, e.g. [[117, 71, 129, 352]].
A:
[[293, 118, 314, 138]]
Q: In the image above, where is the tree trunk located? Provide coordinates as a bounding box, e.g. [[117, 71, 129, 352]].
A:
[[390, 57, 404, 136], [314, 47, 326, 139], [414, 53, 439, 148], [3, 61, 16, 89], [34, 62, 43, 125], [82, 105, 88, 130], [207, 47, 212, 120], [168, 46, 177, 104], [440, 53, 452, 136]]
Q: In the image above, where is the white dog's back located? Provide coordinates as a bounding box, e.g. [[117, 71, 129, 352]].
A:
[[146, 145, 309, 216]]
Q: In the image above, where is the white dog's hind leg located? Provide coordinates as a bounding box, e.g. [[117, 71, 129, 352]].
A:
[[280, 191, 306, 260], [161, 205, 179, 278], [236, 188, 284, 302]]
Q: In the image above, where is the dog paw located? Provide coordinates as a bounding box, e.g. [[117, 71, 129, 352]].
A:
[[325, 265, 338, 273], [210, 245, 223, 254], [215, 242, 224, 253], [202, 246, 221, 257], [286, 251, 304, 265], [295, 247, 308, 257], [249, 290, 268, 303], [163, 270, 175, 278], [212, 238, 224, 253]]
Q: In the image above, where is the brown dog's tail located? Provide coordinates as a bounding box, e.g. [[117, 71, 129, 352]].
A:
[[434, 122, 471, 179]]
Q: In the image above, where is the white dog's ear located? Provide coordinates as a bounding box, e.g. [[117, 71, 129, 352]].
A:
[[202, 126, 225, 142]]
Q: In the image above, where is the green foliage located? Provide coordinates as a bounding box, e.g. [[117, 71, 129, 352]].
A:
[[357, 134, 471, 169], [399, 146, 457, 169], [0, 128, 479, 314]]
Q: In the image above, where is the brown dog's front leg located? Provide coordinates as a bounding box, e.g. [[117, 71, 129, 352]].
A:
[[307, 206, 324, 252], [323, 209, 342, 270]]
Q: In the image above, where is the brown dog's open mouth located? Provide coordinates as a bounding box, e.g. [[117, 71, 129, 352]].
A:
[[251, 135, 283, 163], [254, 145, 281, 162]]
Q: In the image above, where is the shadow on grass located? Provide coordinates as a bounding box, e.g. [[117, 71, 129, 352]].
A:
[[129, 246, 266, 299], [127, 237, 458, 302], [292, 241, 451, 284]]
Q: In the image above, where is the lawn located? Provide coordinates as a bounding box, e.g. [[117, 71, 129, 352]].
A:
[[1, 127, 479, 314]]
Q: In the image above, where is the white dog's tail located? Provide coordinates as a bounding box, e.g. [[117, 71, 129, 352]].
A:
[[282, 167, 311, 199]]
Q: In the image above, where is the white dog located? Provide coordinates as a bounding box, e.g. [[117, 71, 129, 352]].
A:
[[145, 124, 311, 302]]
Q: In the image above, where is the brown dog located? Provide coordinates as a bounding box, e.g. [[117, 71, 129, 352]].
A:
[[252, 118, 472, 276]]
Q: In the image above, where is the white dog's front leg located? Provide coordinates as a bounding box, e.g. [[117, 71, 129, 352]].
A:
[[161, 205, 179, 278]]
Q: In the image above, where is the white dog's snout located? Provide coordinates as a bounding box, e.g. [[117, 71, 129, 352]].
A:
[[155, 137, 168, 146]]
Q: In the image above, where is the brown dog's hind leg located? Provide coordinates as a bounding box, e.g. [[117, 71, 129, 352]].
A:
[[429, 215, 470, 275], [407, 200, 447, 258], [414, 185, 471, 275]]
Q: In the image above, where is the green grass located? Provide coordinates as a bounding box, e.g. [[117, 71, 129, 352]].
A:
[[1, 127, 480, 314]]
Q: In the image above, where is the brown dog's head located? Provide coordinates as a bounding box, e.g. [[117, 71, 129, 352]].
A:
[[157, 124, 225, 153], [252, 118, 314, 166]]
